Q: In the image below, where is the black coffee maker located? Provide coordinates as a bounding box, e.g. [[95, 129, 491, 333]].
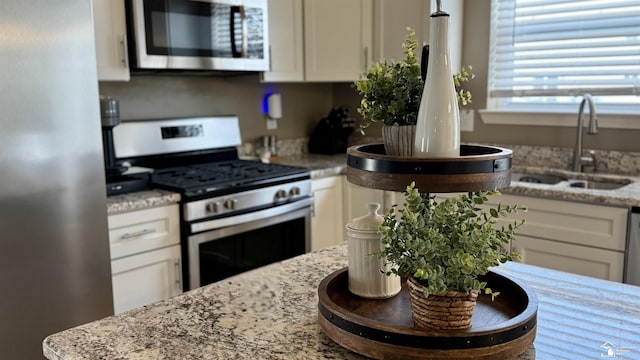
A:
[[100, 96, 125, 176], [100, 96, 150, 195]]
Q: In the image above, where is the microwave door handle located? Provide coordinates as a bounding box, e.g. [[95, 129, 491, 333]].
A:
[[240, 5, 247, 57], [229, 6, 247, 58]]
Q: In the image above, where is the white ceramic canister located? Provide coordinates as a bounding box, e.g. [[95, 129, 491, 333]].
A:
[[346, 203, 401, 298]]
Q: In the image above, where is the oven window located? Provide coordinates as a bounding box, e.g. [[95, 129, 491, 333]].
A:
[[198, 217, 305, 286]]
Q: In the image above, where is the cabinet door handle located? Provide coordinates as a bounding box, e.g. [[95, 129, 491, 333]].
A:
[[121, 228, 155, 240], [119, 34, 129, 68], [364, 46, 369, 71], [310, 193, 316, 217], [174, 258, 183, 293]]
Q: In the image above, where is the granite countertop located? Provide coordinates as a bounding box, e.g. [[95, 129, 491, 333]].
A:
[[105, 155, 345, 214], [277, 153, 640, 208], [106, 151, 640, 214], [42, 245, 640, 360], [507, 166, 640, 208], [275, 153, 347, 179], [106, 189, 181, 215]]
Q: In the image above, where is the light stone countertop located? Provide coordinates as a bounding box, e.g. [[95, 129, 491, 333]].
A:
[[104, 155, 345, 215], [42, 245, 640, 360], [508, 166, 640, 208], [274, 153, 347, 179], [106, 189, 181, 215], [276, 154, 640, 208], [104, 151, 640, 215]]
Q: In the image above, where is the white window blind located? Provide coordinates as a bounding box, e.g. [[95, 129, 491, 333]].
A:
[[488, 0, 640, 113]]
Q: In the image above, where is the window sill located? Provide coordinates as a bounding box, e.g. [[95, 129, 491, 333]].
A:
[[479, 110, 640, 130]]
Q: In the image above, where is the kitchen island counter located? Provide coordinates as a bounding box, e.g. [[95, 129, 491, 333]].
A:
[[43, 245, 639, 360]]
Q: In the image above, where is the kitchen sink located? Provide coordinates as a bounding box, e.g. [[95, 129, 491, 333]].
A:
[[568, 179, 631, 190], [511, 171, 633, 191], [511, 173, 567, 185]]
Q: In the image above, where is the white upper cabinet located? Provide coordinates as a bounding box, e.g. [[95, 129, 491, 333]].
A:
[[303, 0, 373, 82], [264, 0, 373, 83], [265, 0, 465, 82], [372, 0, 429, 63], [373, 0, 463, 71], [262, 0, 305, 82], [92, 0, 130, 81]]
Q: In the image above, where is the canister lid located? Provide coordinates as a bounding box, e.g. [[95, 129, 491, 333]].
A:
[[347, 203, 383, 231]]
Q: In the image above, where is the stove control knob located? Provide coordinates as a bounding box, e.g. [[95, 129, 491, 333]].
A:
[[275, 189, 287, 201], [206, 201, 220, 213], [224, 199, 238, 210], [288, 187, 301, 198]]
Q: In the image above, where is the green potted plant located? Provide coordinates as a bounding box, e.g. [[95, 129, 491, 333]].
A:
[[354, 28, 474, 157], [378, 182, 526, 330]]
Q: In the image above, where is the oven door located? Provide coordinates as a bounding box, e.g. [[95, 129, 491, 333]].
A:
[[127, 0, 269, 71], [187, 197, 312, 289]]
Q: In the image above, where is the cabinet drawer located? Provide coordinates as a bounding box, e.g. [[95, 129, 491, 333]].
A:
[[111, 244, 182, 314], [496, 194, 628, 251], [108, 205, 180, 259], [513, 236, 624, 282]]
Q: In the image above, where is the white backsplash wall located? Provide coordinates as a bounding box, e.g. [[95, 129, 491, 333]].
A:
[[98, 74, 334, 143]]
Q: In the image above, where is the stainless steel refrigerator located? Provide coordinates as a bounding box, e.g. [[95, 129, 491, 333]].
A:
[[0, 1, 114, 358]]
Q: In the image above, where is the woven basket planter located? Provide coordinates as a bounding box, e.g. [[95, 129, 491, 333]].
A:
[[407, 276, 479, 330], [381, 125, 415, 157]]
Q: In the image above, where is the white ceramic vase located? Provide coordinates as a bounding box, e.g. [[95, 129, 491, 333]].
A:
[[413, 7, 460, 158], [346, 203, 401, 299]]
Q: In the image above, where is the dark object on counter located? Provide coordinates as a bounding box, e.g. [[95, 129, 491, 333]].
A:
[[100, 96, 127, 176], [308, 107, 355, 154], [421, 44, 429, 81], [101, 96, 152, 195], [106, 172, 151, 196]]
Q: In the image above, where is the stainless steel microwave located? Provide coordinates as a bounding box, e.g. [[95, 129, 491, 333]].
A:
[[125, 0, 269, 72]]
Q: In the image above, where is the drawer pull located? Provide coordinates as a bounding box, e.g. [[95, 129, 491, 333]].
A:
[[174, 258, 183, 293], [121, 228, 156, 240]]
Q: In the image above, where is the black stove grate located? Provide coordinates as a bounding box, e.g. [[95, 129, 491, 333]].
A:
[[150, 160, 309, 198]]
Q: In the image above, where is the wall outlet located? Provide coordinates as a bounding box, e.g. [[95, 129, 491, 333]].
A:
[[460, 109, 474, 132], [266, 118, 278, 130]]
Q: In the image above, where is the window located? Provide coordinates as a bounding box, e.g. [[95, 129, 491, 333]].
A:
[[488, 0, 640, 114]]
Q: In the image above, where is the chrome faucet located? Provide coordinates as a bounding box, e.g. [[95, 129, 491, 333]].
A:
[[572, 93, 599, 172]]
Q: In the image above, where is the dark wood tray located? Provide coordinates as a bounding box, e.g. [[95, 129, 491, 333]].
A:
[[346, 144, 512, 193], [318, 268, 537, 360]]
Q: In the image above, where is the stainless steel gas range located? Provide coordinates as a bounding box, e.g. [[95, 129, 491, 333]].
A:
[[113, 116, 312, 290]]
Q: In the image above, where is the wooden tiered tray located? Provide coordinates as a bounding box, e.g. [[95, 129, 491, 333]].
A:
[[322, 143, 535, 358], [346, 144, 513, 193], [318, 268, 538, 360]]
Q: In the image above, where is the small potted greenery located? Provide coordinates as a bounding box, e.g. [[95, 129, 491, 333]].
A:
[[354, 29, 474, 156], [378, 182, 525, 330]]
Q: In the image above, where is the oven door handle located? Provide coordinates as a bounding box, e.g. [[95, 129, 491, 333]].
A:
[[190, 197, 313, 234]]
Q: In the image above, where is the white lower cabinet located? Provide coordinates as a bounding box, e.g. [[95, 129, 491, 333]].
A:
[[343, 181, 385, 225], [311, 176, 345, 251], [108, 204, 182, 314], [512, 235, 625, 282], [111, 245, 182, 314], [493, 194, 628, 282], [343, 181, 404, 224], [435, 192, 628, 282]]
